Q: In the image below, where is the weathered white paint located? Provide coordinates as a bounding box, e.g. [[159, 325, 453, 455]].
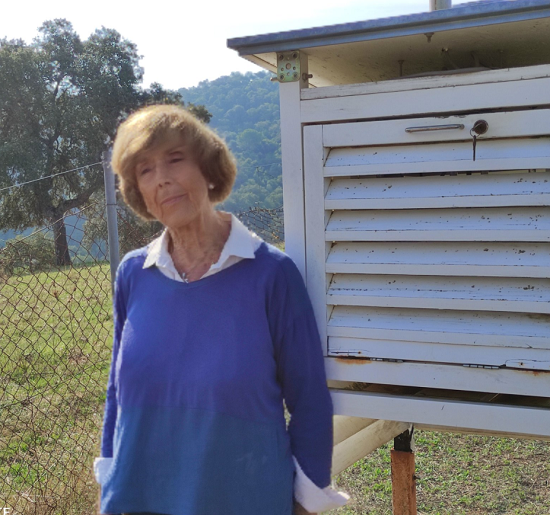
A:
[[287, 46, 550, 436], [322, 110, 550, 147], [325, 358, 550, 397], [323, 138, 550, 177], [330, 389, 550, 438], [326, 274, 550, 314], [505, 359, 550, 371], [326, 241, 549, 278], [332, 419, 410, 475], [301, 76, 550, 123], [325, 171, 550, 210], [325, 157, 550, 178], [334, 209, 547, 240], [327, 305, 550, 349], [328, 336, 550, 367], [304, 125, 330, 355], [279, 53, 309, 279], [325, 207, 549, 242], [307, 105, 550, 378], [333, 415, 377, 445], [301, 64, 550, 101]]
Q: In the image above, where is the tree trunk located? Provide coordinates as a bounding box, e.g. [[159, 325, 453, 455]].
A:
[[52, 216, 72, 267]]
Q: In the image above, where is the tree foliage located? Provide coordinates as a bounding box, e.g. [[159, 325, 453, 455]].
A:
[[83, 190, 163, 258], [179, 71, 281, 213], [0, 19, 210, 265]]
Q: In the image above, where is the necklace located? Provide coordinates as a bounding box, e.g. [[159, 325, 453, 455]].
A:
[[180, 261, 213, 283], [179, 257, 216, 283], [169, 212, 231, 283]]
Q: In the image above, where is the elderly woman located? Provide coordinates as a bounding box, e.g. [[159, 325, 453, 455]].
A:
[[93, 104, 348, 515]]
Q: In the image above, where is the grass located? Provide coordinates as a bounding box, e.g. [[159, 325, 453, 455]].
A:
[[333, 432, 550, 515], [1, 263, 549, 514], [0, 263, 113, 514]]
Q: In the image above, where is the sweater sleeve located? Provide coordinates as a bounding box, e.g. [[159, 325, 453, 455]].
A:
[[100, 261, 128, 458], [270, 255, 334, 490]]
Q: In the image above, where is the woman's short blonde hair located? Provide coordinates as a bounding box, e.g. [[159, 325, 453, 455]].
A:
[[111, 104, 237, 220]]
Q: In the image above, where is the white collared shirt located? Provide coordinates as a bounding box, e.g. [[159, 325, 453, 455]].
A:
[[94, 212, 349, 513], [142, 213, 262, 282]]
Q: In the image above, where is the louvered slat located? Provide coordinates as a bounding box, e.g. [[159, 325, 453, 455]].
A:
[[326, 274, 550, 314], [327, 306, 550, 349], [325, 171, 550, 210], [325, 207, 550, 242], [328, 336, 550, 368], [326, 242, 549, 278], [303, 115, 550, 383], [324, 138, 550, 177]]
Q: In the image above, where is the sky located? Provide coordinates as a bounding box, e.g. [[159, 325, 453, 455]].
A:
[[2, 0, 472, 90]]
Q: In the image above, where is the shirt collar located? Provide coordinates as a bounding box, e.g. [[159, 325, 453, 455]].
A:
[[143, 213, 258, 270]]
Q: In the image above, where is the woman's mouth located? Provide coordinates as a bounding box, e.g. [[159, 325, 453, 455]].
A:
[[161, 194, 186, 206]]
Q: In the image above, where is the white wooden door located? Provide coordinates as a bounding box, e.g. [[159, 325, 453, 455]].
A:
[[303, 110, 550, 395]]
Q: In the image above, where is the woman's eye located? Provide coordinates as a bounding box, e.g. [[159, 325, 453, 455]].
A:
[[139, 168, 152, 176]]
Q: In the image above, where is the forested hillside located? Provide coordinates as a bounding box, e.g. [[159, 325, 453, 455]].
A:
[[0, 70, 281, 248], [179, 71, 282, 212]]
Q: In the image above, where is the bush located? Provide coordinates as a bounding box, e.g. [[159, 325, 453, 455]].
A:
[[0, 232, 56, 276]]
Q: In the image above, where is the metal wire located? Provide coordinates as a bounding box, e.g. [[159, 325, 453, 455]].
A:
[[0, 162, 102, 193], [0, 178, 284, 514]]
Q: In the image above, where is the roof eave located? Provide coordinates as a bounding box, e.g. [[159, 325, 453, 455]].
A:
[[227, 0, 550, 56]]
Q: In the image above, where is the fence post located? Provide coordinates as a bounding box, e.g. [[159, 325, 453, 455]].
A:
[[102, 149, 120, 294]]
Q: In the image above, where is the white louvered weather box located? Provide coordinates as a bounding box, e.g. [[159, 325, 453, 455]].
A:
[[229, 0, 550, 441]]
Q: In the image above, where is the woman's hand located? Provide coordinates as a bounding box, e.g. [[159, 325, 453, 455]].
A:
[[294, 501, 317, 515]]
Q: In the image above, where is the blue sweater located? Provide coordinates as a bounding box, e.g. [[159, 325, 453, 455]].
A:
[[100, 241, 334, 515]]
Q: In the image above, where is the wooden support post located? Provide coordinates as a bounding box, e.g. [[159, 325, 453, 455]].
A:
[[391, 428, 417, 515]]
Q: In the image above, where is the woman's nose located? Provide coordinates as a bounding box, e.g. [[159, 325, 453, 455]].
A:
[[156, 162, 172, 185]]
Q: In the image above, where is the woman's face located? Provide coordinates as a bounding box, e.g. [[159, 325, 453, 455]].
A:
[[135, 134, 212, 230]]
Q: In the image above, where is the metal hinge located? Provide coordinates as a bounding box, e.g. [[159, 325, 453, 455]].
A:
[[330, 351, 404, 363], [462, 364, 500, 369], [330, 350, 363, 357]]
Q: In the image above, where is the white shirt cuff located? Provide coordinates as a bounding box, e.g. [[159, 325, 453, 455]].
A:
[[293, 456, 349, 513], [93, 456, 113, 485]]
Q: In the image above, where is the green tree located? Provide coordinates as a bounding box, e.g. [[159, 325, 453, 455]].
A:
[[83, 190, 164, 258], [179, 71, 282, 213], [0, 19, 210, 266]]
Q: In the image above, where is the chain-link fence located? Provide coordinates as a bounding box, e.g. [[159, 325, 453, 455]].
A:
[[236, 205, 284, 246], [0, 198, 113, 515], [0, 175, 284, 515]]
